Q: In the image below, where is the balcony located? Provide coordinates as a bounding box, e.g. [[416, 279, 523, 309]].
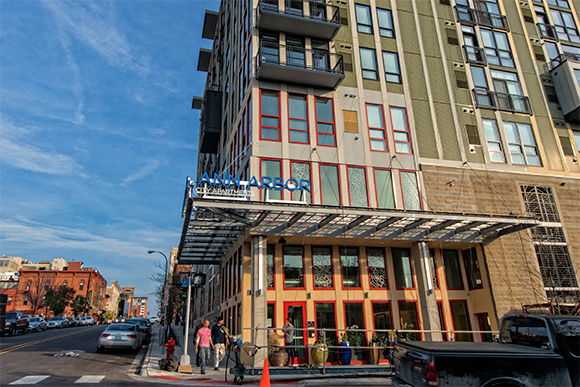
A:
[[256, 0, 341, 41], [472, 88, 533, 115], [455, 5, 509, 31], [199, 88, 223, 154], [463, 45, 487, 65], [537, 23, 558, 41], [256, 42, 345, 89], [549, 54, 580, 123]]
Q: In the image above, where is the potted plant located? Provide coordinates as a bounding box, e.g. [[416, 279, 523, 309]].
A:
[[310, 338, 329, 366], [339, 325, 364, 365], [267, 330, 288, 367], [368, 333, 390, 364]]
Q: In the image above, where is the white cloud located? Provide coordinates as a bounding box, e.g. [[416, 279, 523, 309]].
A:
[[121, 159, 161, 186]]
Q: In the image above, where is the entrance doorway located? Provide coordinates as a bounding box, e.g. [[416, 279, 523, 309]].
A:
[[284, 301, 307, 364]]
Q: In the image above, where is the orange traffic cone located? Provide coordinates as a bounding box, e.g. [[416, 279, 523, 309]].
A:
[[259, 358, 271, 387]]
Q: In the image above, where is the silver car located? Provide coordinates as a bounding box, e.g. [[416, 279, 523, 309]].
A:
[[97, 323, 143, 353], [47, 316, 68, 329], [28, 317, 47, 332]]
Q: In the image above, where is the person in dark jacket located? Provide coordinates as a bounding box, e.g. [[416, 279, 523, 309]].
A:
[[211, 316, 230, 370]]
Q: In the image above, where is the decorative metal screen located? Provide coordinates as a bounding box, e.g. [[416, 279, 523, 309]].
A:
[[291, 162, 311, 203], [521, 185, 579, 308], [367, 248, 387, 288], [267, 244, 274, 288], [313, 247, 333, 288], [401, 172, 421, 210], [347, 167, 368, 207]]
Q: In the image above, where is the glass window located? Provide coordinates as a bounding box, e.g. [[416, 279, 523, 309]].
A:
[[547, 0, 569, 8], [471, 66, 489, 88], [286, 35, 306, 67], [260, 31, 279, 63], [575, 69, 580, 87], [367, 248, 388, 288], [291, 161, 311, 203], [390, 107, 412, 153], [79, 280, 84, 290], [320, 164, 341, 206], [550, 9, 580, 43], [283, 245, 304, 288], [477, 313, 493, 342], [377, 9, 394, 38], [553, 318, 580, 356], [480, 29, 514, 67], [450, 300, 473, 342], [261, 90, 280, 141], [26, 280, 31, 291], [437, 302, 449, 341], [372, 302, 392, 334], [315, 303, 338, 361], [45, 280, 50, 291], [483, 119, 505, 163], [355, 4, 372, 34], [503, 122, 542, 166], [398, 302, 421, 340], [267, 244, 274, 289], [429, 249, 440, 289], [374, 168, 394, 209], [316, 97, 335, 146], [382, 51, 401, 83], [63, 280, 67, 287], [490, 69, 522, 95], [366, 104, 387, 151], [7, 297, 12, 306], [344, 302, 367, 361], [545, 41, 560, 60], [347, 166, 368, 207], [288, 94, 309, 144], [462, 248, 483, 290], [262, 159, 282, 200], [443, 250, 464, 289], [360, 48, 378, 80], [23, 295, 28, 305], [400, 171, 421, 210], [312, 247, 333, 288], [340, 247, 361, 288], [392, 248, 414, 288]]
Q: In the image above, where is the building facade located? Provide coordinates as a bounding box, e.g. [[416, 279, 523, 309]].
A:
[[105, 280, 122, 317], [180, 0, 580, 365]]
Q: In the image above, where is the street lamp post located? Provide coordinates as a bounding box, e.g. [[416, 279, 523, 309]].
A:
[[148, 250, 169, 344]]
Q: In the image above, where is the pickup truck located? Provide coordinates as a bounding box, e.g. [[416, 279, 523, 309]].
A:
[[4, 311, 29, 336], [394, 313, 579, 387]]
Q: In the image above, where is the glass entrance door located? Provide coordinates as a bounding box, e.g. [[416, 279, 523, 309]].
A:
[[285, 302, 307, 363]]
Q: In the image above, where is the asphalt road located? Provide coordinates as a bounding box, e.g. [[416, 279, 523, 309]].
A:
[[0, 324, 157, 386]]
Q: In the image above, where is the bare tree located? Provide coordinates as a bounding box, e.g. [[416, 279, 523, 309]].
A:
[[24, 274, 51, 315]]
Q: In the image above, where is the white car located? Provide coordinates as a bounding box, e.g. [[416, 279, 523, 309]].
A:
[[148, 316, 160, 324]]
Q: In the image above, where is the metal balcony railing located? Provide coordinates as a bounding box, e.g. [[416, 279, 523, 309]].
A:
[[258, 42, 344, 74], [258, 0, 340, 25], [472, 89, 533, 114], [463, 45, 487, 65], [548, 52, 580, 70], [455, 5, 509, 30], [537, 23, 558, 40]]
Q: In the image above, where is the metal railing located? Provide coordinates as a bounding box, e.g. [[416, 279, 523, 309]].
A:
[[548, 52, 580, 70], [463, 45, 487, 65], [455, 5, 509, 30], [257, 42, 344, 74], [537, 23, 558, 40], [258, 0, 340, 25], [472, 88, 533, 114]]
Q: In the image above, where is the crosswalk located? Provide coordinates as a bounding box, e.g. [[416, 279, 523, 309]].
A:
[[9, 375, 106, 385]]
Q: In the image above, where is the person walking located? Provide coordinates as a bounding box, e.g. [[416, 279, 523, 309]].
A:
[[211, 316, 230, 371], [195, 319, 214, 374], [193, 318, 206, 368], [283, 317, 295, 366]]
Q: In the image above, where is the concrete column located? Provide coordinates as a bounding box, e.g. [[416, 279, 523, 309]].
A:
[[412, 242, 442, 341], [250, 235, 268, 369]]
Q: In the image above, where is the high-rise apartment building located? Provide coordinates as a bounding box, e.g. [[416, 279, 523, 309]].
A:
[[179, 0, 580, 365]]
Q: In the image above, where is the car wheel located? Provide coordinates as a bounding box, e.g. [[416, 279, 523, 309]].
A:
[[96, 346, 105, 353], [22, 327, 27, 335], [10, 326, 16, 336]]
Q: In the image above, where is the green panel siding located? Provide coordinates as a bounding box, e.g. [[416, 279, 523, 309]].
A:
[[530, 116, 563, 171], [419, 15, 439, 58], [503, 0, 525, 36], [398, 11, 420, 53], [415, 0, 433, 16], [523, 72, 549, 118], [435, 102, 461, 161], [412, 99, 439, 159], [379, 38, 398, 52], [362, 79, 381, 91], [436, 1, 454, 19], [396, 0, 413, 13], [442, 27, 463, 61], [358, 34, 375, 48], [404, 53, 428, 99], [457, 106, 485, 164], [385, 83, 404, 94], [427, 57, 450, 103]]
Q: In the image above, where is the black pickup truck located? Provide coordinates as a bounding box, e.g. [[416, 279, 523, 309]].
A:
[[4, 311, 29, 336], [394, 313, 579, 387]]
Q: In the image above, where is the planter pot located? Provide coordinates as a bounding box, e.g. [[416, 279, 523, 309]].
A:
[[368, 342, 380, 365], [311, 342, 329, 366], [268, 350, 288, 367], [338, 341, 352, 365]]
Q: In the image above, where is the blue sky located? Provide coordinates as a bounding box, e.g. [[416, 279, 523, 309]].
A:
[[0, 0, 218, 315]]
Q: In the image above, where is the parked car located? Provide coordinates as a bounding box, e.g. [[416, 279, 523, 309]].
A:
[[86, 316, 95, 325], [28, 317, 47, 332], [394, 313, 580, 387], [125, 318, 152, 343], [114, 316, 127, 323], [47, 316, 68, 329], [79, 316, 88, 326], [73, 317, 82, 326], [4, 311, 29, 336], [148, 316, 160, 324], [97, 323, 143, 353], [66, 317, 76, 327]]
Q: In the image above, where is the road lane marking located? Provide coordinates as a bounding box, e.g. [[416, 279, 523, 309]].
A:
[[74, 375, 106, 384], [0, 327, 102, 355], [9, 375, 50, 385]]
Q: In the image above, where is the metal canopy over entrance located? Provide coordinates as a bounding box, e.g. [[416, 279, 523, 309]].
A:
[[177, 197, 540, 265]]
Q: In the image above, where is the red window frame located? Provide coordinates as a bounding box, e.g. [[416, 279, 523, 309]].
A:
[[399, 170, 423, 210], [392, 247, 415, 290], [314, 301, 338, 360], [343, 301, 369, 351], [463, 248, 484, 291], [290, 160, 311, 202], [260, 89, 281, 141], [346, 165, 368, 207], [282, 245, 306, 290], [366, 103, 388, 152], [284, 301, 308, 364], [476, 312, 493, 342], [288, 93, 309, 144], [366, 247, 389, 290], [449, 299, 473, 342], [437, 300, 449, 341], [397, 300, 423, 341], [339, 246, 362, 290], [389, 106, 413, 154], [260, 157, 283, 201], [267, 244, 275, 290], [311, 245, 335, 290], [315, 97, 336, 147], [371, 300, 394, 331], [373, 167, 395, 209], [268, 301, 276, 330], [319, 163, 342, 206]]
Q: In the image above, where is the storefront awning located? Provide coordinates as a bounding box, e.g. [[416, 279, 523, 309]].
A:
[[177, 197, 540, 265]]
